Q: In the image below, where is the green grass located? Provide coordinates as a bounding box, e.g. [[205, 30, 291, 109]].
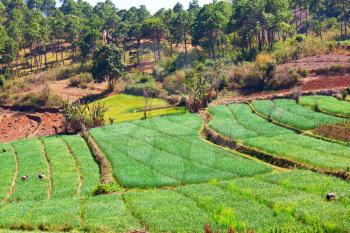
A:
[[61, 135, 100, 196], [252, 99, 347, 130], [89, 94, 186, 123], [209, 103, 350, 172], [89, 114, 272, 188], [299, 95, 350, 117], [41, 137, 79, 199], [11, 139, 49, 202], [0, 144, 16, 202]]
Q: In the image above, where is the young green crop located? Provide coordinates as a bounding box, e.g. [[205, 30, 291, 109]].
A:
[[209, 103, 350, 172], [299, 95, 350, 117], [41, 137, 79, 199], [252, 99, 347, 130], [61, 135, 100, 196], [83, 195, 141, 232], [11, 139, 49, 202], [90, 114, 272, 188], [0, 144, 16, 202], [178, 183, 307, 232], [124, 190, 210, 232]]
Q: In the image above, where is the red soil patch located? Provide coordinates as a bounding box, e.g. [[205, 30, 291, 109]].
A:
[[213, 75, 350, 105], [0, 113, 39, 143], [0, 111, 65, 143], [277, 54, 350, 72]]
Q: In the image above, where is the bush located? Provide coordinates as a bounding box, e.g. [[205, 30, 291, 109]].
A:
[[266, 69, 300, 90], [92, 183, 122, 196], [69, 72, 93, 88], [16, 85, 64, 108], [63, 102, 107, 133], [123, 72, 162, 97], [227, 63, 264, 91], [164, 70, 187, 95], [0, 75, 5, 87]]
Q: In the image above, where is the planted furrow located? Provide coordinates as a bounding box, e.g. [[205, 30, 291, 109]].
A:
[[61, 135, 100, 196], [41, 137, 79, 199], [11, 139, 49, 202], [0, 144, 17, 203]]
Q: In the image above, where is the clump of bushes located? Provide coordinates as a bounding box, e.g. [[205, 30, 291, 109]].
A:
[[63, 101, 107, 133], [92, 183, 122, 196], [16, 85, 64, 108], [164, 70, 187, 95], [123, 73, 162, 97], [314, 64, 350, 76], [0, 75, 5, 87], [228, 54, 299, 91], [69, 72, 93, 88]]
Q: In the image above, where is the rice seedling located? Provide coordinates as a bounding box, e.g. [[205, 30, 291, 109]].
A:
[[299, 95, 350, 117], [0, 144, 16, 201]]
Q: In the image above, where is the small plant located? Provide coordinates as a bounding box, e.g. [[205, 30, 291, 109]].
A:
[[92, 183, 121, 196], [0, 75, 5, 87], [63, 101, 108, 133], [69, 72, 93, 88]]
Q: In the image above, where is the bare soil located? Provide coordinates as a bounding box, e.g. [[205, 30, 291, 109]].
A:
[[213, 75, 350, 105], [0, 110, 65, 143], [277, 54, 350, 72]]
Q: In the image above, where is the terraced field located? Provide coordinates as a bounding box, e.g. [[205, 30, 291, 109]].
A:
[[0, 114, 350, 232], [299, 95, 350, 118], [208, 104, 350, 172], [252, 99, 347, 130]]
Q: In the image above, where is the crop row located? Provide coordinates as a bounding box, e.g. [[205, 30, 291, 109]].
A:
[[208, 104, 350, 171], [89, 114, 272, 188], [0, 136, 100, 203], [252, 99, 347, 130], [299, 95, 350, 117], [0, 195, 141, 232], [0, 170, 348, 232]]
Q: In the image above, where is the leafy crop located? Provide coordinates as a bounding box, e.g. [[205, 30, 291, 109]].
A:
[[252, 99, 347, 130], [299, 95, 350, 117], [0, 144, 16, 202], [209, 104, 350, 171], [90, 114, 272, 188]]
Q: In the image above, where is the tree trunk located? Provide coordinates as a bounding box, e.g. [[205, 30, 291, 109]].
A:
[[184, 31, 187, 58], [136, 39, 141, 66]]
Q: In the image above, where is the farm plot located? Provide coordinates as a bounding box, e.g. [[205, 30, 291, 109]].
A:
[[11, 139, 49, 202], [89, 114, 272, 188], [0, 195, 141, 232], [299, 95, 350, 117], [121, 170, 350, 233], [208, 104, 350, 172], [41, 137, 79, 199], [0, 144, 16, 202], [252, 99, 347, 130], [89, 94, 186, 123], [61, 135, 100, 196]]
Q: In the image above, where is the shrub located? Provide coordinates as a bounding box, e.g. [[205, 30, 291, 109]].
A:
[[227, 63, 264, 91], [69, 72, 93, 88], [266, 69, 300, 90], [16, 85, 64, 108], [92, 183, 122, 196], [63, 102, 107, 133], [164, 70, 187, 95], [0, 75, 5, 87], [124, 73, 162, 97]]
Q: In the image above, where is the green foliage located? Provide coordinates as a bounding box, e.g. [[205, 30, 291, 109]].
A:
[[0, 144, 16, 201], [63, 101, 107, 133], [92, 44, 125, 91], [92, 183, 121, 196], [0, 75, 5, 87]]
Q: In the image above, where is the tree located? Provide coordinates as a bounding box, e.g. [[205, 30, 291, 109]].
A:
[[0, 37, 19, 73], [193, 2, 231, 59], [92, 44, 125, 91], [142, 17, 167, 62]]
